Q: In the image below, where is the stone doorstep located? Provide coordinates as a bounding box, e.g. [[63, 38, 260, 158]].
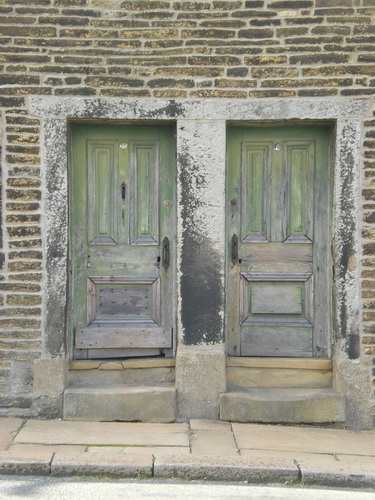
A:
[[69, 359, 175, 370], [226, 357, 333, 391], [220, 388, 346, 424], [63, 385, 176, 423], [68, 366, 175, 386]]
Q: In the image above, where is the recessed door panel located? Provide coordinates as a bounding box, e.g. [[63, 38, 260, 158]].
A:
[[70, 124, 175, 359], [227, 125, 331, 358]]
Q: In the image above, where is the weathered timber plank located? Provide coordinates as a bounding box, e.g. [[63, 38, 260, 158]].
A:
[[241, 326, 312, 357], [94, 349, 161, 359], [226, 367, 333, 389], [226, 357, 332, 370], [76, 327, 172, 349]]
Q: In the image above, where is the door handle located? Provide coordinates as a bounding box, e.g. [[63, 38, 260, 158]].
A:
[[231, 234, 239, 265], [121, 182, 126, 201], [162, 236, 170, 270]]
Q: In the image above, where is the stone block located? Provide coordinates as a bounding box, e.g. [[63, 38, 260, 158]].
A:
[[154, 454, 299, 482], [8, 362, 33, 394], [176, 345, 226, 420], [33, 358, 68, 400], [0, 449, 52, 476], [68, 366, 175, 386], [220, 388, 345, 424], [63, 385, 176, 422], [51, 450, 153, 478], [226, 367, 333, 389]]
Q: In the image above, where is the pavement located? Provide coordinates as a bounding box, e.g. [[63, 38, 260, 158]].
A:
[[0, 418, 374, 488]]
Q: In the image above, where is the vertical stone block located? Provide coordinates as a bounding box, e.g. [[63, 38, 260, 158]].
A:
[[44, 118, 69, 358], [175, 120, 226, 419], [176, 344, 226, 420], [0, 111, 3, 270], [176, 119, 226, 346]]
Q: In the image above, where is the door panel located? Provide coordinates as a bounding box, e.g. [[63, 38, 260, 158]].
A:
[[226, 125, 331, 358], [70, 124, 175, 359]]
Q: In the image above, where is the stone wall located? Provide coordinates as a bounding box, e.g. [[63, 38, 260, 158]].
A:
[[0, 0, 374, 422]]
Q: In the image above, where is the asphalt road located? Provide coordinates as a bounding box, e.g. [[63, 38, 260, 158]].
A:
[[1, 476, 375, 500]]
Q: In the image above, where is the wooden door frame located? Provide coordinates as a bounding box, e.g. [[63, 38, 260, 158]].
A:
[[226, 123, 333, 358], [68, 123, 176, 360]]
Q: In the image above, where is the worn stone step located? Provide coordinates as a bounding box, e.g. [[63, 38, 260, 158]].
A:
[[220, 388, 345, 424], [68, 359, 175, 387], [64, 384, 176, 423], [226, 357, 333, 389]]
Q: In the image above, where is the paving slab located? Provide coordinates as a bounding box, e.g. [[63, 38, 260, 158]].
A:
[[0, 418, 23, 450], [87, 446, 190, 455], [228, 449, 301, 467], [154, 454, 299, 482], [15, 420, 189, 447], [51, 450, 153, 478], [296, 453, 375, 487], [190, 430, 239, 456], [336, 454, 375, 475], [233, 423, 375, 456], [190, 419, 231, 431], [0, 449, 52, 476], [239, 449, 375, 488], [239, 448, 313, 461]]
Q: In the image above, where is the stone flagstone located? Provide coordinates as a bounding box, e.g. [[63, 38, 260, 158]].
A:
[[0, 418, 23, 451], [190, 419, 231, 431], [233, 423, 375, 456], [87, 446, 190, 455], [15, 420, 189, 447], [190, 430, 238, 456]]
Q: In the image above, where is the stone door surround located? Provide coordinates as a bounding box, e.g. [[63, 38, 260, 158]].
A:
[[29, 97, 370, 421]]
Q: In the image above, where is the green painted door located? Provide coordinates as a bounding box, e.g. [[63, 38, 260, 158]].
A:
[[70, 124, 175, 359], [226, 125, 331, 358]]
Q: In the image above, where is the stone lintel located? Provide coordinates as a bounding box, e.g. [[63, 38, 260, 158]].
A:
[[30, 97, 371, 121]]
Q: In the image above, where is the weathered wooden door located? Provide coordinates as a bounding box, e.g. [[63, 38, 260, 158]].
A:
[[70, 124, 175, 359], [226, 125, 331, 358]]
